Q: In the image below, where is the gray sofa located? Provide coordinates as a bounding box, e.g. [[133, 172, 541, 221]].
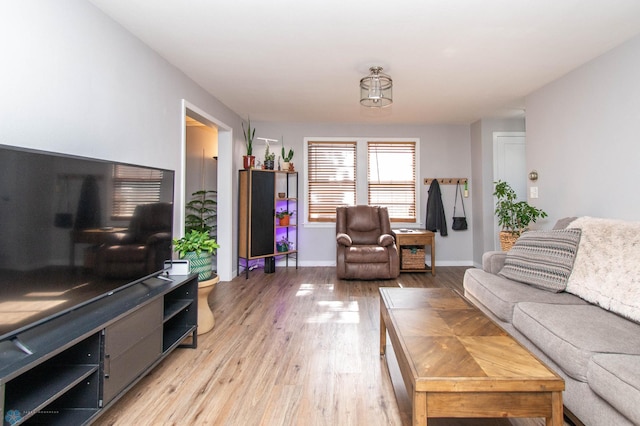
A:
[[463, 218, 640, 426]]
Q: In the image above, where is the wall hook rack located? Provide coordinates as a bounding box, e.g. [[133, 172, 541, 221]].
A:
[[424, 178, 468, 186]]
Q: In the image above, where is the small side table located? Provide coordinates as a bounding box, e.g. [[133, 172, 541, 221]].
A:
[[393, 229, 435, 275]]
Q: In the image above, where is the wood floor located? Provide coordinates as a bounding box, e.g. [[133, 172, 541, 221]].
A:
[[95, 267, 561, 426]]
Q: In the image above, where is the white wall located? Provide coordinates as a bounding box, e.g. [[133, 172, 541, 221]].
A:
[[0, 0, 244, 279], [526, 34, 640, 224], [255, 122, 474, 266], [185, 126, 218, 198], [470, 118, 526, 266]]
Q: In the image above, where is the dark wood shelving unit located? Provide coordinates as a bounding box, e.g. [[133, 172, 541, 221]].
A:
[[238, 169, 298, 277]]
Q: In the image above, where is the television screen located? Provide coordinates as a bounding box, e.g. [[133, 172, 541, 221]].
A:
[[0, 144, 175, 341]]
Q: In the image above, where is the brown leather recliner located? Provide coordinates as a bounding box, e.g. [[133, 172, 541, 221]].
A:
[[336, 205, 399, 280], [95, 202, 173, 278]]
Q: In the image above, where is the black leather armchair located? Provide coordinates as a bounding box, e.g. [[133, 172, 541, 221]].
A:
[[95, 202, 172, 278], [336, 205, 399, 280]]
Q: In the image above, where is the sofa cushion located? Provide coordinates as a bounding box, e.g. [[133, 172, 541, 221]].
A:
[[343, 245, 389, 263], [588, 354, 640, 425], [345, 206, 382, 245], [499, 229, 582, 292], [567, 216, 640, 323], [513, 302, 640, 382], [463, 268, 587, 323]]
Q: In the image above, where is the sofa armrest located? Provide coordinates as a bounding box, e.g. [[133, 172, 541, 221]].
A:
[[336, 233, 352, 247], [146, 231, 172, 246], [378, 233, 394, 247], [482, 251, 507, 274]]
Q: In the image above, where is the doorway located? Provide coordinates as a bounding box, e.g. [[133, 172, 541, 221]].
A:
[[181, 100, 233, 281], [185, 114, 218, 270], [493, 132, 526, 250]]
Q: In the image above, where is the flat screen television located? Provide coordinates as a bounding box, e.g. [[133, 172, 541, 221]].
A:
[[0, 144, 175, 342]]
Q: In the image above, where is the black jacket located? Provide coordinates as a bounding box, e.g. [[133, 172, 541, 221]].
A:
[[425, 179, 447, 236]]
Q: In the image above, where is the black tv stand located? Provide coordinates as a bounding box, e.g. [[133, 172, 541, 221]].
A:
[[0, 274, 197, 425]]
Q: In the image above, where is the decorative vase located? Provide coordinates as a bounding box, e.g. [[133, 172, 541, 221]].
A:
[[183, 251, 212, 281], [243, 155, 255, 170], [278, 215, 290, 226]]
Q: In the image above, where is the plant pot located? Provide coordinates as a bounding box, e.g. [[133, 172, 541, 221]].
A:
[[499, 231, 519, 252], [282, 161, 290, 171], [197, 274, 219, 335], [265, 159, 274, 170], [276, 243, 289, 253], [243, 155, 255, 170], [183, 251, 212, 281], [278, 215, 290, 226]]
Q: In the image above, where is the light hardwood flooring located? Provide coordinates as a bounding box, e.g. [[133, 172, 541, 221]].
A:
[[95, 267, 565, 426]]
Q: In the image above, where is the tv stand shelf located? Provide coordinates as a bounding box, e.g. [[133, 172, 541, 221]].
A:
[[0, 274, 197, 425]]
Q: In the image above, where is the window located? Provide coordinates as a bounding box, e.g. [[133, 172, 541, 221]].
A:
[[307, 141, 356, 222], [112, 165, 164, 219], [368, 141, 416, 222], [306, 138, 419, 223]]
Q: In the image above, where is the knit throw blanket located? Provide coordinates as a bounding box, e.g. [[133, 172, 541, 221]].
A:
[[567, 217, 640, 323]]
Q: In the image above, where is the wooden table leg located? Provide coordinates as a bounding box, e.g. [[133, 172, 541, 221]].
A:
[[430, 236, 436, 276], [546, 391, 563, 426], [413, 391, 427, 426], [380, 309, 387, 356]]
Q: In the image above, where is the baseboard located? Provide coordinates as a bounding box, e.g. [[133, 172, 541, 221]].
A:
[[236, 260, 475, 274], [433, 261, 474, 267], [276, 260, 474, 267]]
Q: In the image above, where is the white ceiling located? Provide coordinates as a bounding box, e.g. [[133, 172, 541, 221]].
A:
[[88, 0, 640, 125]]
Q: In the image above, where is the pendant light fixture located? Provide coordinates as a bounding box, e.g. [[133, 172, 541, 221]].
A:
[[360, 66, 392, 107]]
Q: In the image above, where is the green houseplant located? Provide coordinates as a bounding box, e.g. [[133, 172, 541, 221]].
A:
[[281, 146, 294, 162], [264, 143, 275, 170], [185, 189, 217, 234], [275, 208, 295, 226], [242, 117, 256, 169], [281, 145, 294, 171], [173, 229, 220, 281], [276, 237, 292, 252], [493, 180, 548, 250]]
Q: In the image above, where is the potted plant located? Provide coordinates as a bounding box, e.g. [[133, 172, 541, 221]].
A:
[[185, 189, 217, 234], [173, 229, 220, 281], [276, 237, 292, 252], [242, 117, 255, 169], [264, 142, 275, 170], [281, 145, 294, 171], [275, 208, 295, 226], [493, 180, 548, 251]]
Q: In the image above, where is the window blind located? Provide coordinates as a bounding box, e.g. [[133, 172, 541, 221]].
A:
[[112, 165, 164, 219], [368, 141, 416, 222], [307, 141, 357, 222]]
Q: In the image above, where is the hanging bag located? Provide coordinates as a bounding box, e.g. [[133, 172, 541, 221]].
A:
[[452, 181, 468, 231]]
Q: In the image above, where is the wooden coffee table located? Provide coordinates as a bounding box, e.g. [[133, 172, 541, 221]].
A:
[[379, 287, 564, 426]]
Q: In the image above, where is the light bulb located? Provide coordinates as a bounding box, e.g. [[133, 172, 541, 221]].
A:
[[369, 76, 381, 100]]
